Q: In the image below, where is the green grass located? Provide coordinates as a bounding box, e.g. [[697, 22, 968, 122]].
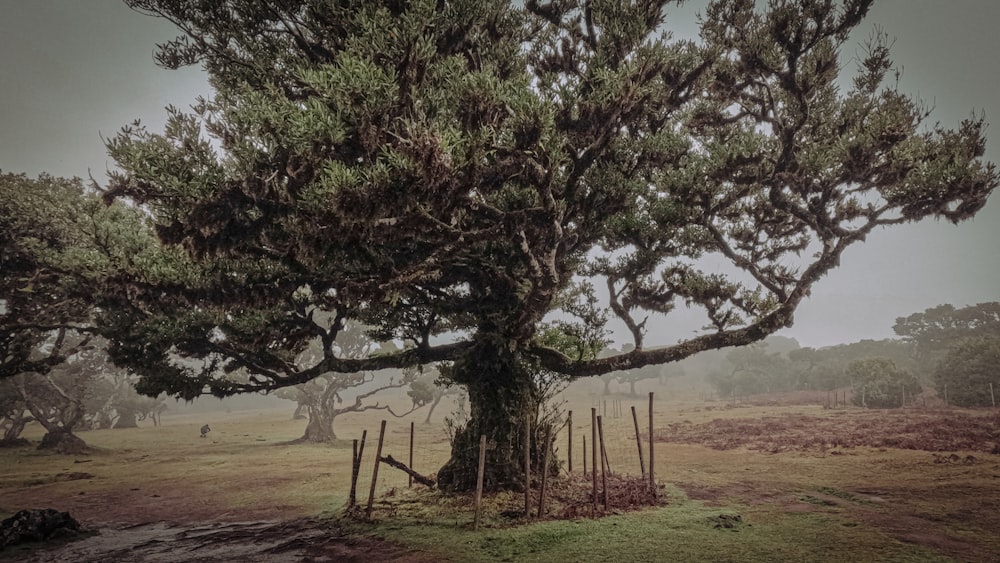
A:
[[349, 485, 951, 563]]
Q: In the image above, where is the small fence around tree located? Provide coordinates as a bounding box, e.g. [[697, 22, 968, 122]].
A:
[[347, 393, 663, 526]]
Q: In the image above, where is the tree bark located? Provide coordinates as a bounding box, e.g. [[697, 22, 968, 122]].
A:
[[300, 402, 337, 442], [436, 338, 556, 492], [37, 429, 87, 455]]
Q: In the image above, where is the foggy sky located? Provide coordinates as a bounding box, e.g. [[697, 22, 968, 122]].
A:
[[1, 0, 997, 348]]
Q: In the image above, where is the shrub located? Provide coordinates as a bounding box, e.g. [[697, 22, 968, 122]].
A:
[[847, 358, 921, 408]]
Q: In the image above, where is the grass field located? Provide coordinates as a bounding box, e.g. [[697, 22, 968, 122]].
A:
[[2, 379, 999, 561]]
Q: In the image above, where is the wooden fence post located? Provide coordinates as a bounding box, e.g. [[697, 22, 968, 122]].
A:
[[366, 421, 387, 519], [537, 428, 551, 518], [597, 415, 608, 511], [648, 392, 655, 499], [582, 435, 587, 476], [567, 410, 573, 474], [474, 434, 487, 530], [524, 412, 531, 518], [408, 421, 415, 488], [349, 430, 367, 509], [591, 407, 598, 514], [349, 439, 359, 508], [631, 405, 646, 479]]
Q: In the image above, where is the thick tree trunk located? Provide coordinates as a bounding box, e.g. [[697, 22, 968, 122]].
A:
[[37, 429, 87, 455], [300, 403, 337, 442], [436, 338, 556, 492]]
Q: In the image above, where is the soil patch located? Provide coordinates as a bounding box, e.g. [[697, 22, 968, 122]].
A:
[[8, 518, 441, 563]]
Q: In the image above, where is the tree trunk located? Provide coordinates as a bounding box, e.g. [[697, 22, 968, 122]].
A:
[[2, 412, 31, 442], [300, 403, 337, 442], [37, 429, 88, 455], [436, 338, 556, 492], [423, 393, 444, 425], [114, 407, 139, 429], [292, 402, 306, 420]]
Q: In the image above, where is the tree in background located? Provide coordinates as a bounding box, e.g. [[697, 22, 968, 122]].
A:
[[407, 366, 464, 425], [847, 358, 920, 408], [277, 323, 418, 443], [894, 302, 1000, 376], [711, 341, 794, 397], [0, 378, 32, 446], [788, 338, 917, 390], [10, 333, 98, 454], [84, 362, 168, 430], [934, 336, 1000, 407], [103, 0, 996, 490]]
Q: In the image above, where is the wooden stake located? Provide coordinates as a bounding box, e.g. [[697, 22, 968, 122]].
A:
[[582, 435, 587, 476], [537, 428, 551, 518], [598, 415, 612, 476], [591, 407, 598, 514], [524, 413, 531, 518], [349, 438, 358, 508], [648, 392, 655, 498], [597, 415, 608, 511], [567, 410, 573, 473], [408, 421, 415, 488], [473, 434, 487, 530], [366, 420, 386, 519], [349, 430, 367, 509], [631, 405, 646, 479]]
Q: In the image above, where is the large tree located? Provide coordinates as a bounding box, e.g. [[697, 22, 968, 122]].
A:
[[894, 302, 1000, 374], [105, 0, 996, 490]]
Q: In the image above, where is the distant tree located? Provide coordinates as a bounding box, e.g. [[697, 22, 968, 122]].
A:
[[407, 366, 463, 424], [894, 303, 1000, 374], [11, 334, 97, 454], [276, 322, 418, 443], [712, 341, 794, 397], [788, 339, 916, 390], [104, 0, 997, 490], [934, 336, 1000, 407], [847, 358, 919, 409]]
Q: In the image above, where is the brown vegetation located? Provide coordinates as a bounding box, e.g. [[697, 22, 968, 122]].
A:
[[655, 409, 1000, 453]]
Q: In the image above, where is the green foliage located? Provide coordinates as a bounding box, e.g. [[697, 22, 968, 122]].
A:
[[934, 336, 1000, 407], [847, 358, 920, 408]]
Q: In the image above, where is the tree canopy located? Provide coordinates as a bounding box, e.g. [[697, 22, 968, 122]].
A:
[[894, 302, 1000, 367], [101, 0, 996, 489]]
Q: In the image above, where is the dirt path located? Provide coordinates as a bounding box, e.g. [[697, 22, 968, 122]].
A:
[[10, 518, 441, 562]]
